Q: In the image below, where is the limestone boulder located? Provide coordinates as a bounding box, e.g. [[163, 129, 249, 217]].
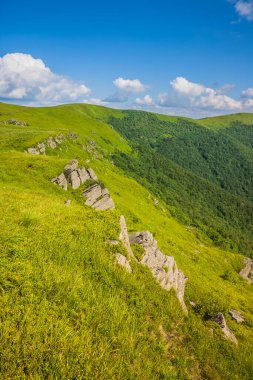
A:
[[51, 173, 68, 190], [27, 147, 39, 155], [115, 253, 132, 273], [46, 136, 57, 149], [213, 313, 238, 345], [119, 215, 134, 258], [229, 310, 244, 323], [87, 168, 98, 180], [92, 195, 115, 210], [77, 167, 90, 184], [130, 231, 188, 313], [83, 184, 102, 206], [69, 170, 81, 189]]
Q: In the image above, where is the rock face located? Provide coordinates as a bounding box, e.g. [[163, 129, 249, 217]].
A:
[[27, 134, 64, 155], [83, 184, 115, 210], [115, 253, 132, 273], [213, 313, 238, 345], [229, 310, 244, 323], [119, 215, 134, 258], [130, 231, 188, 313], [239, 257, 253, 284]]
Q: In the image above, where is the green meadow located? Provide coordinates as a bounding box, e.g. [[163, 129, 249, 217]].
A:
[[0, 102, 253, 379]]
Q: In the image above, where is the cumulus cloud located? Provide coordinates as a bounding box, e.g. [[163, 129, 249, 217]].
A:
[[113, 77, 147, 92], [197, 93, 242, 110], [170, 77, 207, 98], [0, 53, 90, 105], [241, 87, 253, 97], [168, 76, 242, 111], [135, 95, 153, 106], [235, 1, 253, 21]]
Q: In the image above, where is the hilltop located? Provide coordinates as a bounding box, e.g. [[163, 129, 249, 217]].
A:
[[0, 102, 253, 379]]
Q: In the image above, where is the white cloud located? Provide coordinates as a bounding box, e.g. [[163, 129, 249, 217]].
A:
[[245, 98, 253, 108], [197, 93, 242, 110], [87, 97, 107, 106], [135, 94, 153, 106], [235, 1, 253, 21], [0, 53, 90, 105], [113, 77, 147, 92], [241, 87, 253, 97], [216, 84, 235, 95], [169, 76, 243, 111], [170, 77, 207, 97]]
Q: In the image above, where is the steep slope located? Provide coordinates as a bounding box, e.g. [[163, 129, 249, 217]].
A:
[[109, 111, 253, 255], [0, 103, 253, 379]]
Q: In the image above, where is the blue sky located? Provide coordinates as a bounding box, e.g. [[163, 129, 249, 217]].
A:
[[0, 0, 253, 117]]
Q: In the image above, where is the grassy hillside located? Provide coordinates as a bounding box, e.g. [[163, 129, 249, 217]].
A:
[[0, 102, 253, 379]]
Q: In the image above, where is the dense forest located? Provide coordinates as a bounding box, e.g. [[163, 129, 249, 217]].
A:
[[109, 111, 253, 256]]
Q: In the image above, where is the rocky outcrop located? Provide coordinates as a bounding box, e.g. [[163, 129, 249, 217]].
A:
[[229, 310, 244, 323], [213, 313, 238, 345], [119, 215, 134, 258], [52, 160, 92, 190], [5, 118, 28, 126], [83, 184, 115, 210], [27, 134, 64, 155], [239, 257, 253, 284], [130, 231, 188, 313], [115, 253, 132, 273], [51, 160, 114, 210], [51, 173, 68, 190]]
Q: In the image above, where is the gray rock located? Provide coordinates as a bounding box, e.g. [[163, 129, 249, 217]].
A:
[[27, 147, 39, 155], [239, 257, 253, 284], [83, 184, 102, 206], [77, 167, 90, 183], [46, 136, 57, 149], [6, 118, 28, 126], [119, 215, 134, 258], [102, 187, 109, 196], [92, 194, 115, 210], [64, 160, 79, 180], [87, 168, 98, 180], [229, 310, 244, 323], [130, 231, 188, 313], [213, 313, 238, 345], [51, 173, 68, 190], [54, 134, 64, 145], [27, 134, 64, 155], [115, 253, 132, 273], [69, 170, 81, 189], [64, 199, 71, 206], [37, 143, 46, 154]]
